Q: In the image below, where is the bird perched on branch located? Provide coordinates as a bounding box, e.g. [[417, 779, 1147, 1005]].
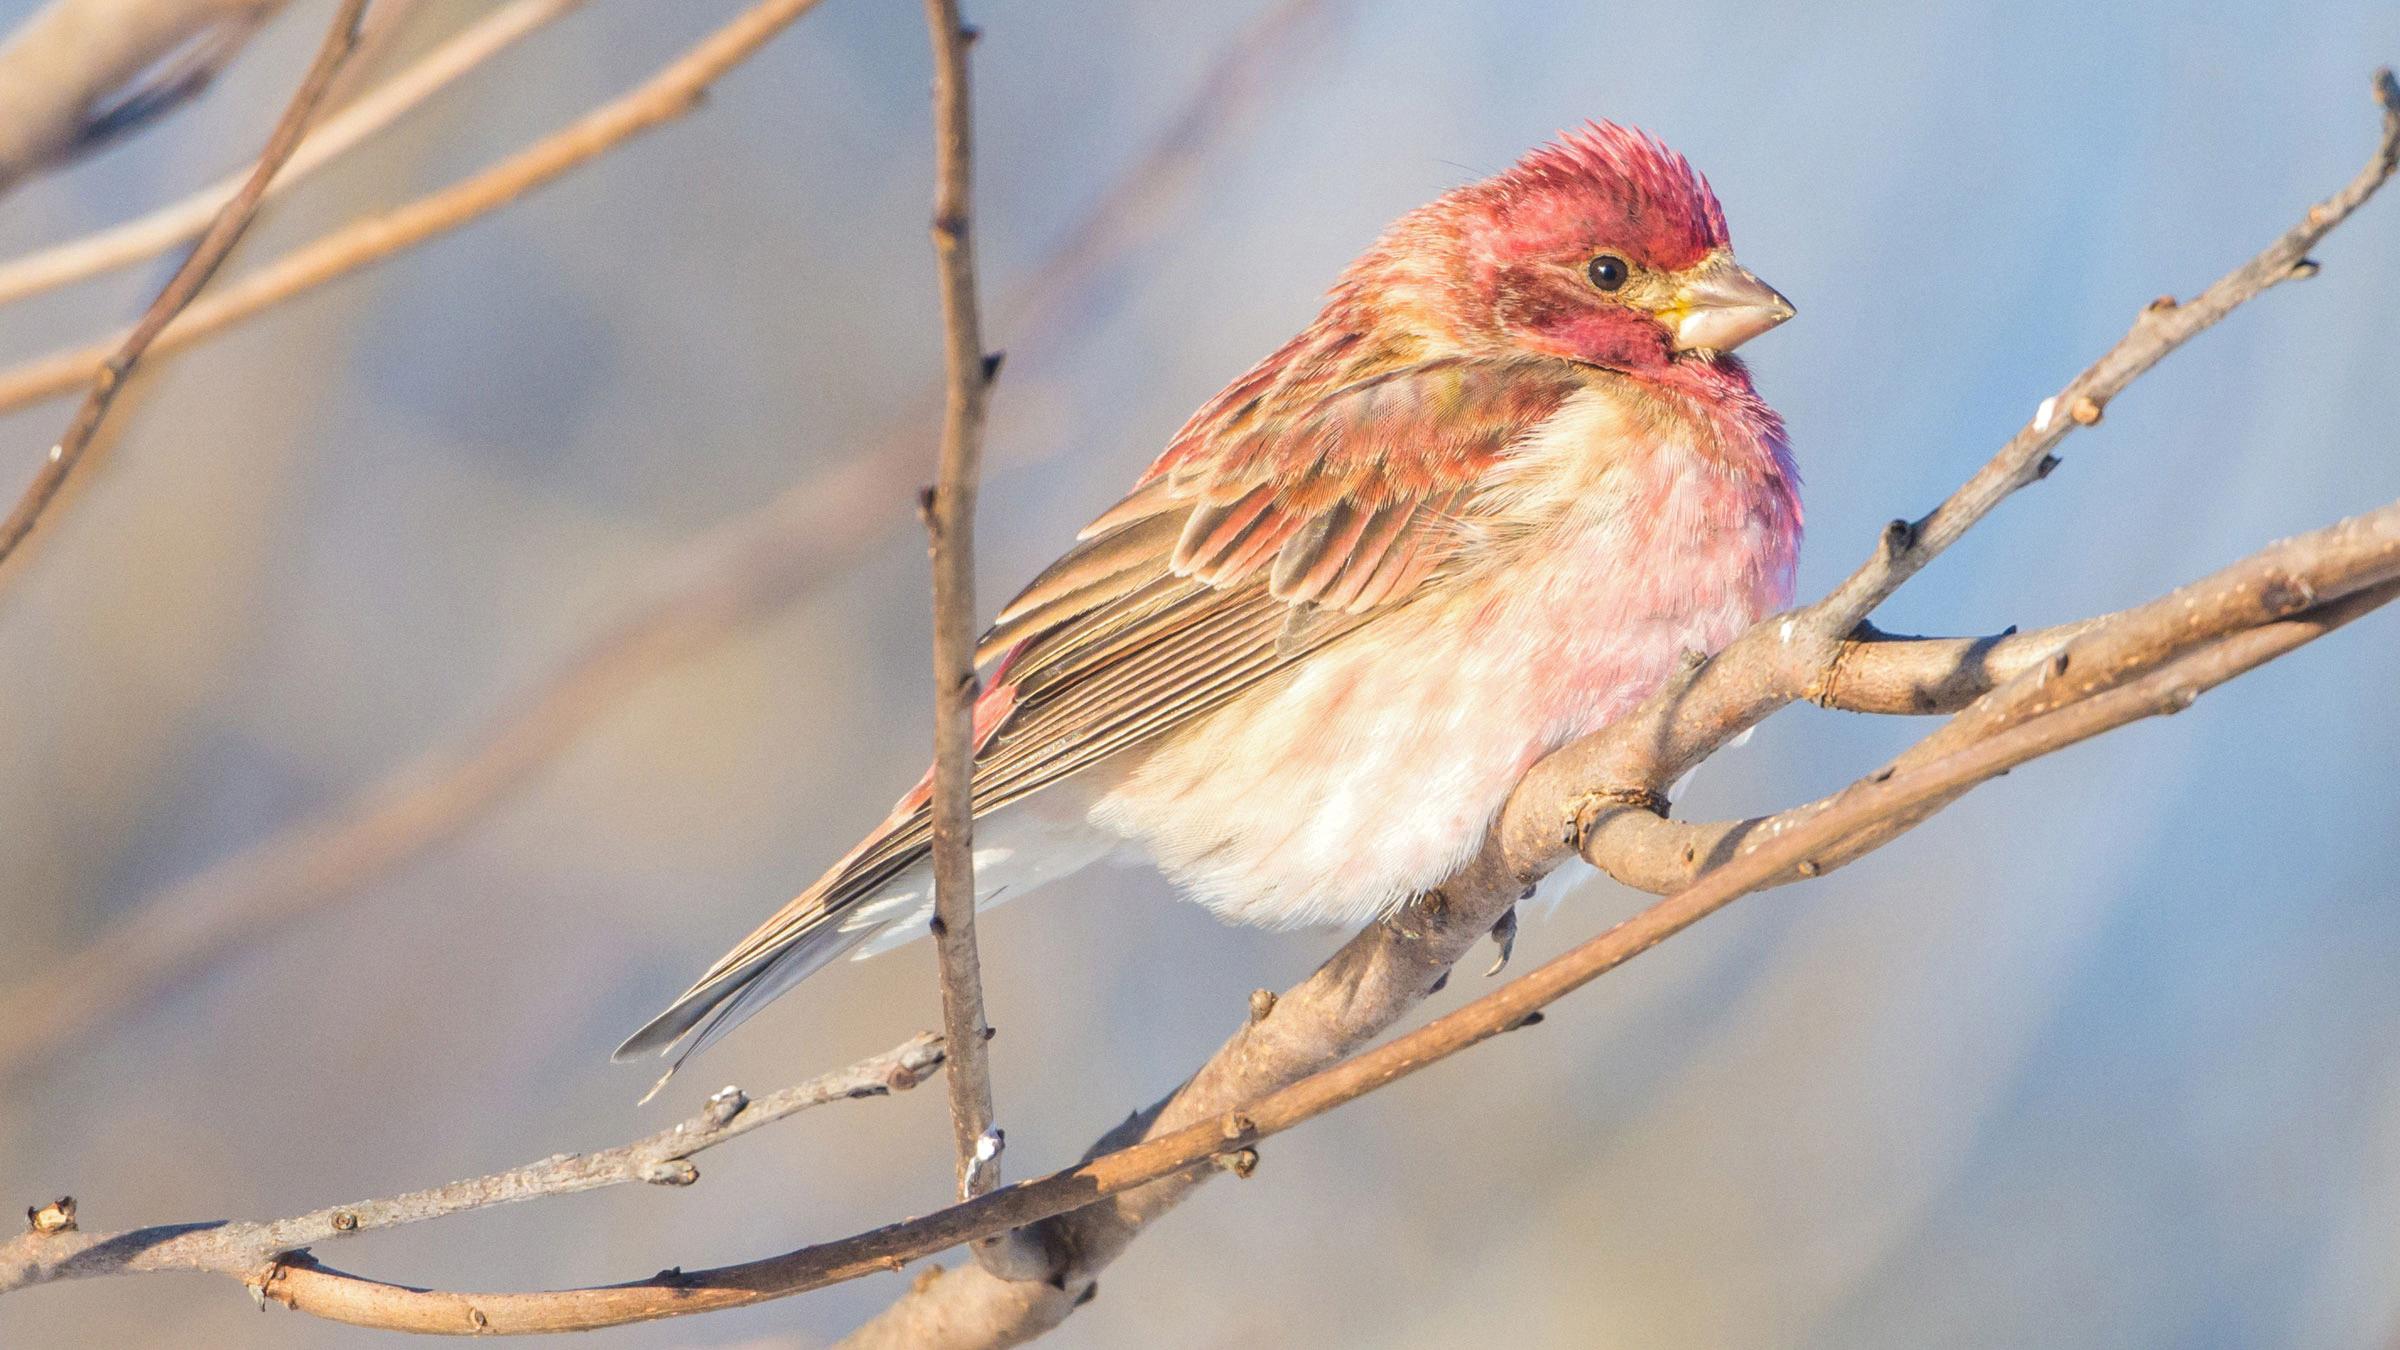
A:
[[619, 122, 1800, 1083]]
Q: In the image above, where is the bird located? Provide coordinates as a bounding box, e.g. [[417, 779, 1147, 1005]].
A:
[[617, 121, 1800, 1087]]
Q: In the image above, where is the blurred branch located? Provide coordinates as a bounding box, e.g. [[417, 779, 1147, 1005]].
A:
[[0, 54, 2394, 1350], [0, 0, 1349, 1084], [0, 0, 289, 195], [0, 0, 367, 587], [916, 0, 1041, 1284], [0, 0, 825, 418], [0, 0, 587, 308], [0, 1033, 944, 1296]]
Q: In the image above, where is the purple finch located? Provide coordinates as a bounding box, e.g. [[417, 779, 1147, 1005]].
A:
[[619, 122, 1799, 1077]]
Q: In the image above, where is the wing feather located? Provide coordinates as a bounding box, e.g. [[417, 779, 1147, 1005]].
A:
[[618, 350, 1594, 1072]]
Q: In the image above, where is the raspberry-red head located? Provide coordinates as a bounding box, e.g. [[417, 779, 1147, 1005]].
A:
[[1469, 121, 1730, 273], [1337, 121, 1790, 379]]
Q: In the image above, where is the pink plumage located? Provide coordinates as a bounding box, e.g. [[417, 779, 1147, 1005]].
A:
[[619, 122, 1802, 1077]]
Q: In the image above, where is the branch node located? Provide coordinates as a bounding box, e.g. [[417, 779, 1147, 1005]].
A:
[[1568, 787, 1670, 851], [2289, 256, 2322, 280], [1220, 1113, 1256, 1142], [25, 1196, 75, 1235], [1794, 859, 1821, 878], [329, 1209, 358, 1232], [705, 1084, 749, 1127], [2068, 395, 2104, 426], [1219, 1147, 1260, 1179], [1878, 517, 1917, 561], [639, 1159, 700, 1186], [2145, 293, 2180, 313], [1247, 988, 1277, 1024]]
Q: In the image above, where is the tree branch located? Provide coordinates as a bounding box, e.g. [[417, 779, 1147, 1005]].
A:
[[0, 0, 588, 308], [0, 0, 291, 196], [0, 0, 827, 419], [917, 0, 1040, 1284], [1, 1033, 943, 1297], [0, 0, 366, 588]]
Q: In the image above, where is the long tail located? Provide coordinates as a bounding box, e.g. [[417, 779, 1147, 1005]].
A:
[[613, 800, 939, 1100]]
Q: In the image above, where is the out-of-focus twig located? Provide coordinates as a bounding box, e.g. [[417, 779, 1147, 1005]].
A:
[[0, 0, 368, 587], [0, 0, 825, 418], [0, 0, 587, 308], [0, 1033, 945, 1297], [0, 0, 291, 195], [0, 0, 1351, 1084]]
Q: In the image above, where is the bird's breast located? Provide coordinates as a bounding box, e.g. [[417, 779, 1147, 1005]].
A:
[[1091, 381, 1800, 930]]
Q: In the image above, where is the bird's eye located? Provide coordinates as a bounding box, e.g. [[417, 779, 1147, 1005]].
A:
[[1586, 254, 1630, 292]]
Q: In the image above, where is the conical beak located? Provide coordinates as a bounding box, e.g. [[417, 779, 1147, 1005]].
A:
[[1665, 258, 1794, 355]]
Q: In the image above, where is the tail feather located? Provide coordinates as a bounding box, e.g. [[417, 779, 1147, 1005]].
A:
[[617, 917, 870, 1103], [615, 795, 1112, 1100]]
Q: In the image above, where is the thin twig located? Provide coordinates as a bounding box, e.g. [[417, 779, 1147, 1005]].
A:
[[0, 0, 827, 418], [917, 0, 1040, 1284], [1, 1034, 944, 1295], [0, 0, 588, 308], [0, 0, 1347, 1085], [0, 0, 368, 586]]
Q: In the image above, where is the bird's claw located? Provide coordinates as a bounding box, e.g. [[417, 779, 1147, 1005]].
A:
[[1485, 906, 1518, 977]]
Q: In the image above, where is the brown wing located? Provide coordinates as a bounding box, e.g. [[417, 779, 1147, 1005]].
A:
[[616, 352, 1587, 1073]]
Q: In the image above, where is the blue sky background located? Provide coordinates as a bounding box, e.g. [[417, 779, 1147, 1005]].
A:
[[2, 2, 2397, 1346]]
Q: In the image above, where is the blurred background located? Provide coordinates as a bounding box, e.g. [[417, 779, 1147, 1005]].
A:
[[3, 1, 2398, 1346]]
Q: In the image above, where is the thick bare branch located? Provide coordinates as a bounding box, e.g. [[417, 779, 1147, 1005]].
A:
[[0, 0, 289, 195], [0, 0, 367, 586], [1, 1034, 943, 1296], [0, 0, 588, 308], [0, 0, 826, 418]]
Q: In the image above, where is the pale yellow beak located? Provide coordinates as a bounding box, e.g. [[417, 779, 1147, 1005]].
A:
[[1664, 257, 1794, 354]]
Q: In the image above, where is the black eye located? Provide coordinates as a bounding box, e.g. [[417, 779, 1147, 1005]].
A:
[[1586, 254, 1629, 292]]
